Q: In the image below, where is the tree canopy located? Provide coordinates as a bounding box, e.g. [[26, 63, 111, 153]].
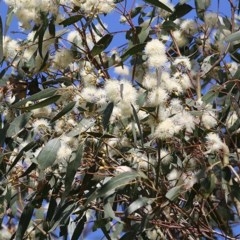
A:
[[1, 0, 240, 239]]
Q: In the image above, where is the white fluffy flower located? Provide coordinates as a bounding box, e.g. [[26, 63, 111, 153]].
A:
[[173, 72, 192, 91], [173, 56, 191, 71], [205, 133, 223, 152], [172, 30, 188, 47], [145, 39, 166, 56], [160, 149, 173, 165], [226, 112, 238, 129], [56, 142, 72, 161], [32, 119, 51, 135], [155, 118, 181, 139], [172, 110, 195, 133], [142, 72, 158, 90], [202, 110, 218, 129], [145, 39, 167, 68], [105, 79, 121, 103], [114, 65, 129, 76], [52, 49, 73, 69], [180, 19, 198, 35], [147, 87, 168, 106], [3, 36, 20, 59], [81, 87, 106, 105], [204, 12, 218, 28]]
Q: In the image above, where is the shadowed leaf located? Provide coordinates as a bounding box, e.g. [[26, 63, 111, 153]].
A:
[[37, 138, 61, 170]]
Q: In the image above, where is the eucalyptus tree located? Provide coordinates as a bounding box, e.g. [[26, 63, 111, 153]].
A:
[[1, 0, 240, 239]]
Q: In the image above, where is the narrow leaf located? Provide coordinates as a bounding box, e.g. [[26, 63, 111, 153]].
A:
[[121, 43, 146, 62], [91, 34, 113, 56], [143, 0, 173, 13], [131, 104, 144, 147], [165, 185, 182, 201], [6, 113, 32, 137], [17, 95, 60, 111], [125, 197, 154, 216], [59, 15, 83, 27], [71, 214, 87, 240], [85, 171, 147, 206], [4, 5, 14, 35], [37, 138, 61, 170], [51, 101, 76, 123], [169, 3, 193, 21], [7, 142, 37, 174], [0, 16, 3, 62], [225, 31, 240, 43], [64, 143, 84, 196], [102, 102, 114, 130], [15, 203, 34, 240], [12, 88, 57, 108]]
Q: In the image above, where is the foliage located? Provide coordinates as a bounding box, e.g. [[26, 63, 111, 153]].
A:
[[1, 0, 240, 239]]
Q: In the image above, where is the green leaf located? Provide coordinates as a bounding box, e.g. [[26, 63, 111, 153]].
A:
[[51, 101, 76, 123], [84, 171, 147, 206], [12, 88, 57, 108], [121, 43, 146, 62], [87, 132, 116, 138], [143, 0, 173, 13], [64, 143, 84, 196], [48, 17, 55, 37], [195, 0, 210, 20], [104, 201, 122, 223], [17, 95, 60, 111], [49, 201, 76, 232], [161, 20, 178, 31], [102, 102, 114, 130], [91, 34, 113, 56], [37, 138, 61, 170], [7, 142, 37, 174], [67, 118, 96, 137], [169, 3, 193, 21], [0, 16, 3, 62], [15, 203, 34, 240], [71, 214, 87, 240], [125, 197, 154, 216], [59, 15, 83, 27], [6, 113, 32, 137], [131, 104, 144, 146], [165, 185, 182, 201], [225, 31, 240, 43], [4, 5, 14, 35]]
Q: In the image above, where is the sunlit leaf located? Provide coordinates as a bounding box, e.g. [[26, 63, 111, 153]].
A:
[[165, 185, 182, 201], [64, 143, 84, 196], [225, 31, 240, 43], [125, 197, 154, 216], [143, 0, 173, 13]]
